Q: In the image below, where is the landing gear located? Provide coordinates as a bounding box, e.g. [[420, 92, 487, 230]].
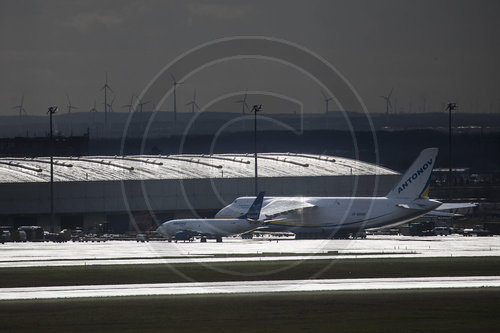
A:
[[216, 237, 223, 243], [241, 233, 253, 239], [200, 236, 207, 243], [330, 232, 350, 239], [353, 230, 367, 239]]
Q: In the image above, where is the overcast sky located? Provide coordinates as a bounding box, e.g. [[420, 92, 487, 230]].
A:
[[1, 0, 499, 116]]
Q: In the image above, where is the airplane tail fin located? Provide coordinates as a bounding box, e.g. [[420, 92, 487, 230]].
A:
[[386, 148, 438, 200], [239, 191, 265, 221]]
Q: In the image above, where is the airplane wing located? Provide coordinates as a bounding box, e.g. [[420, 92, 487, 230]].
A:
[[173, 228, 222, 239], [395, 202, 477, 217], [261, 198, 317, 219], [175, 229, 206, 238], [434, 203, 478, 210], [425, 210, 463, 217], [424, 202, 477, 217], [396, 203, 432, 210]]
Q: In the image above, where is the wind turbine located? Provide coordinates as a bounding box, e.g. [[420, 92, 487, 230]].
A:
[[136, 95, 150, 113], [88, 100, 98, 137], [105, 97, 116, 113], [320, 90, 333, 114], [89, 100, 98, 113], [66, 93, 79, 113], [235, 90, 250, 114], [186, 90, 200, 113], [12, 94, 27, 117], [122, 95, 135, 113], [101, 72, 113, 126], [379, 88, 393, 115], [321, 91, 333, 130], [171, 74, 183, 121]]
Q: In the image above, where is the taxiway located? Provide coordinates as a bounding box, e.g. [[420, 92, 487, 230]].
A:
[[0, 235, 498, 268], [1, 276, 499, 300]]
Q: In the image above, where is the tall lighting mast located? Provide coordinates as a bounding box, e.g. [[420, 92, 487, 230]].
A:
[[47, 106, 58, 233], [446, 102, 457, 201], [252, 104, 262, 196]]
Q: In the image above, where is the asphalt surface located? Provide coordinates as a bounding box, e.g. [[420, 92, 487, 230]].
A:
[[2, 235, 499, 299], [1, 276, 499, 300], [0, 235, 499, 268]]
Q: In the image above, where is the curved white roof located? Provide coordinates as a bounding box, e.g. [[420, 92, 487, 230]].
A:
[[0, 153, 398, 183]]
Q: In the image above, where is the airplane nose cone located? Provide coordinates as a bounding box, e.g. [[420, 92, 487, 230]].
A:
[[156, 223, 167, 236]]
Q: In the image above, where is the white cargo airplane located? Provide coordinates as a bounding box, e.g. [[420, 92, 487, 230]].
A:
[[216, 148, 476, 239], [157, 192, 266, 242]]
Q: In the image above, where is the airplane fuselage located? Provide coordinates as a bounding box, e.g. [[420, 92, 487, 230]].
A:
[[157, 191, 266, 242], [216, 196, 442, 237], [157, 218, 260, 240]]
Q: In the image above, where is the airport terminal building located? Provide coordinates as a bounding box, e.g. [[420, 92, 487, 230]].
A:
[[0, 153, 400, 233]]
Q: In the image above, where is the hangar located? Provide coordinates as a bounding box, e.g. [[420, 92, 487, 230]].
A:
[[0, 153, 399, 233]]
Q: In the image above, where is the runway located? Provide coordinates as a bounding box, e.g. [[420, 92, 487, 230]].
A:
[[0, 235, 499, 268], [1, 276, 499, 300], [2, 236, 500, 301]]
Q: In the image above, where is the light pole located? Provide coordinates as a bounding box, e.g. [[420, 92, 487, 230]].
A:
[[446, 102, 457, 201], [47, 106, 58, 233], [252, 104, 262, 196], [171, 74, 183, 122]]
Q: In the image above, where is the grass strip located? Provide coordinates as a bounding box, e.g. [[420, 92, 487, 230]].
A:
[[1, 256, 500, 288], [0, 288, 499, 333]]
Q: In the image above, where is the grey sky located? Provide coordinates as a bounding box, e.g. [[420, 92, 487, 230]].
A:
[[1, 0, 499, 116]]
